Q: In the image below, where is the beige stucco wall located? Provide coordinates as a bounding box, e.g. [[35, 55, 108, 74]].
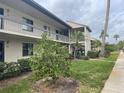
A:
[[5, 39, 22, 62], [0, 3, 68, 41], [0, 2, 70, 62], [0, 34, 36, 62]]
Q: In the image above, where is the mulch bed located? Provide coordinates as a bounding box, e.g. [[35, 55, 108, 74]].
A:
[[32, 77, 80, 93]]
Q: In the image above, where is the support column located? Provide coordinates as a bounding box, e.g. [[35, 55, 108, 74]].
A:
[[68, 29, 71, 54], [84, 27, 91, 56], [84, 27, 87, 56]]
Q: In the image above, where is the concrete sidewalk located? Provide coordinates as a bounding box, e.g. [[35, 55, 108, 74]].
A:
[[101, 51, 124, 93]]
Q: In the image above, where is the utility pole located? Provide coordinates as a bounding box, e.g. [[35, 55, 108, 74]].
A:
[[101, 0, 111, 57]]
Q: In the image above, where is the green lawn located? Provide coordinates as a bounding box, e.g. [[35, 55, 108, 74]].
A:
[[71, 52, 119, 93], [104, 51, 119, 61], [0, 52, 119, 93]]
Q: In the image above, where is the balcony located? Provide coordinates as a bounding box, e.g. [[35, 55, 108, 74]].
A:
[[70, 36, 85, 44], [0, 16, 69, 43]]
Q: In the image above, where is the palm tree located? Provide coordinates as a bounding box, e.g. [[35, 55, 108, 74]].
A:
[[92, 40, 101, 51], [71, 30, 84, 59], [99, 30, 109, 39], [96, 40, 102, 48], [113, 34, 120, 51], [113, 34, 119, 41], [101, 0, 111, 57]]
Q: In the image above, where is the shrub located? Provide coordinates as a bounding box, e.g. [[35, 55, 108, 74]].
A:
[[0, 62, 6, 72], [66, 54, 74, 60], [18, 58, 31, 72], [104, 50, 111, 58], [80, 56, 89, 60], [30, 34, 71, 80], [0, 73, 4, 80], [3, 62, 21, 78], [105, 44, 117, 52], [0, 60, 31, 80], [0, 62, 6, 80], [87, 51, 99, 58]]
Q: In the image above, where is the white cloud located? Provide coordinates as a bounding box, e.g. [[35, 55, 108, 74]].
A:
[[34, 0, 124, 43]]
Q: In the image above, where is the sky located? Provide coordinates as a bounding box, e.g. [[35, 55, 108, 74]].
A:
[[34, 0, 124, 44]]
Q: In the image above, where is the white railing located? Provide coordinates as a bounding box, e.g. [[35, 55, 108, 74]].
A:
[[70, 37, 85, 44], [56, 34, 69, 42], [0, 15, 69, 43]]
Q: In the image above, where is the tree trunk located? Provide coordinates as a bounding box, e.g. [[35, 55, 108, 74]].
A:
[[74, 41, 78, 59], [101, 0, 110, 57], [74, 48, 76, 59]]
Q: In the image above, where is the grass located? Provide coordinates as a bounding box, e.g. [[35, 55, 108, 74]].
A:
[[0, 79, 32, 93], [0, 52, 119, 93], [71, 52, 119, 93], [104, 51, 119, 61]]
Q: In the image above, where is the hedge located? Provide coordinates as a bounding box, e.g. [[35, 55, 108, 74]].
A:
[[87, 51, 99, 58], [0, 58, 31, 80], [3, 62, 21, 79], [18, 59, 31, 72], [0, 62, 6, 73]]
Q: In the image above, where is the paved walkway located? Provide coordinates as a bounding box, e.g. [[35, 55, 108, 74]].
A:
[[101, 51, 124, 93]]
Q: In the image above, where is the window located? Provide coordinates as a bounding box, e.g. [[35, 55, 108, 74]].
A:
[[0, 8, 4, 29], [0, 8, 4, 15], [22, 17, 33, 32], [56, 30, 68, 36], [56, 30, 59, 40], [43, 26, 47, 30], [56, 30, 59, 34], [22, 43, 33, 56], [59, 30, 69, 36], [43, 26, 50, 31]]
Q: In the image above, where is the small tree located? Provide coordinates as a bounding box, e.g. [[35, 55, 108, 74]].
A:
[[30, 34, 71, 80], [99, 30, 109, 38], [71, 30, 84, 58]]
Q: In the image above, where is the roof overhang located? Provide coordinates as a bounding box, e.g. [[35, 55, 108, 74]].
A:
[[0, 0, 71, 29], [22, 0, 71, 29], [67, 21, 92, 32], [86, 27, 92, 32]]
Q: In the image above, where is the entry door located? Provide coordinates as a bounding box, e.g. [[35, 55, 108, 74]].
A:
[[0, 41, 4, 62]]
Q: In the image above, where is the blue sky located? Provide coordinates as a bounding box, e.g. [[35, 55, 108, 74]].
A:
[[34, 0, 124, 43]]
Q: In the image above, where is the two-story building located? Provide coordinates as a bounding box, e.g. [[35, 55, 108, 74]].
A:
[[0, 0, 92, 62], [67, 21, 92, 57]]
